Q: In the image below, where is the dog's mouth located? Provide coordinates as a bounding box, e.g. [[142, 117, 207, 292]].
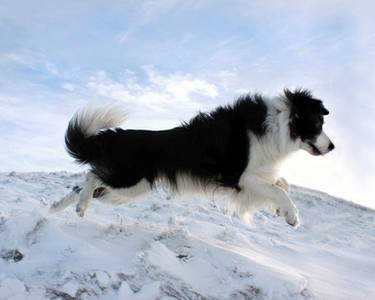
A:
[[308, 142, 323, 156]]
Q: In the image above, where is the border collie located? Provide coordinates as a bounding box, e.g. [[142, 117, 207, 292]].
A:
[[51, 89, 334, 227]]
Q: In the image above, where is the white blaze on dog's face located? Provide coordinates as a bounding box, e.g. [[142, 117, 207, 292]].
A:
[[285, 89, 335, 156], [300, 130, 335, 156]]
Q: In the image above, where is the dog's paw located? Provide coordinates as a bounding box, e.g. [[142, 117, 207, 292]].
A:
[[76, 203, 87, 218], [275, 177, 289, 192], [276, 203, 300, 227]]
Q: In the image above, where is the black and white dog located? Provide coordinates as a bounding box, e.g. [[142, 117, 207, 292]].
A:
[[51, 89, 334, 227]]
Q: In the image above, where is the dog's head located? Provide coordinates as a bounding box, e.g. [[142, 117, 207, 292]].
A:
[[284, 88, 335, 156]]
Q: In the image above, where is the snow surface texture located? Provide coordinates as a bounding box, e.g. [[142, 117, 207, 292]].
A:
[[0, 172, 374, 300]]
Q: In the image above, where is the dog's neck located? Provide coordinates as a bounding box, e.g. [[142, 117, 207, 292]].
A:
[[261, 96, 300, 159]]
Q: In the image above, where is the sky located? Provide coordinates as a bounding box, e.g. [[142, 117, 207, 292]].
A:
[[0, 0, 374, 208]]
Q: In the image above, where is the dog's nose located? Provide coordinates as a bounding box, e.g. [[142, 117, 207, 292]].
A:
[[328, 142, 335, 151]]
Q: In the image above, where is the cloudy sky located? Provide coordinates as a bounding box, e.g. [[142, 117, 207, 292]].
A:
[[0, 0, 374, 208]]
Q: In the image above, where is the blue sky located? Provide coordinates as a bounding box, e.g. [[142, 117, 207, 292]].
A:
[[0, 0, 374, 208]]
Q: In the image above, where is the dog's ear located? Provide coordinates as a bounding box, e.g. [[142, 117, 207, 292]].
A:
[[283, 88, 313, 105], [284, 88, 329, 115], [284, 88, 311, 120]]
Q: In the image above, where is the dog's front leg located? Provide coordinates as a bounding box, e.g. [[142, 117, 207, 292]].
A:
[[243, 176, 299, 227], [76, 172, 98, 217]]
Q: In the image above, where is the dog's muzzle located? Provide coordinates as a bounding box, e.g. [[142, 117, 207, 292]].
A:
[[302, 131, 335, 156]]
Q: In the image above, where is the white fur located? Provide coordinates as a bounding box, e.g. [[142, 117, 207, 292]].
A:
[[313, 131, 332, 154], [73, 104, 126, 137], [97, 179, 151, 205]]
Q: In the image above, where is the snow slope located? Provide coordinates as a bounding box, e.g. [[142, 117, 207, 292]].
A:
[[0, 172, 374, 300]]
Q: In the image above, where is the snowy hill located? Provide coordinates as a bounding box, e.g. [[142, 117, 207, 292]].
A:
[[0, 172, 374, 300]]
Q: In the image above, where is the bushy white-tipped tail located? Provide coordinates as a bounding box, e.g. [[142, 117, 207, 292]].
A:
[[65, 104, 126, 164], [72, 104, 126, 137]]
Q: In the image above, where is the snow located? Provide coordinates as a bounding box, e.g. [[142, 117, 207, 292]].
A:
[[0, 172, 374, 300]]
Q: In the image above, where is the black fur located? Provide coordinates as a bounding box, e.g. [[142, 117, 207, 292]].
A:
[[65, 121, 95, 165], [285, 88, 329, 142], [65, 94, 268, 192]]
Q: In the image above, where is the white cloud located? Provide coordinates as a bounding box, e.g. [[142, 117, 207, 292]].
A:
[[87, 68, 218, 113], [87, 71, 135, 102], [0, 52, 37, 70], [0, 50, 60, 77], [61, 83, 76, 91], [146, 67, 218, 101], [45, 62, 59, 76]]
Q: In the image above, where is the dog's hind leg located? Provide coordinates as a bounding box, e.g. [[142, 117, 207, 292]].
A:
[[50, 186, 82, 213], [76, 172, 100, 217], [96, 178, 151, 206]]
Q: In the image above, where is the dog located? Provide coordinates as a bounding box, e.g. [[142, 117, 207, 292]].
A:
[[51, 88, 334, 227]]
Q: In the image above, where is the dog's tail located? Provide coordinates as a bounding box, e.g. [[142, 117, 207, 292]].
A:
[[65, 104, 126, 164]]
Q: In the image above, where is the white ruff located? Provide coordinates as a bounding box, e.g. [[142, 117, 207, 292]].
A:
[[230, 96, 301, 222]]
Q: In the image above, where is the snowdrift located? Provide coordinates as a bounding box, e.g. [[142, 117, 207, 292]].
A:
[[0, 172, 374, 300]]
